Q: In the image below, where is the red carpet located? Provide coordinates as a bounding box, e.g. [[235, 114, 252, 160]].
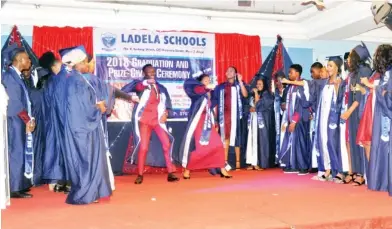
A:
[[3, 169, 392, 229]]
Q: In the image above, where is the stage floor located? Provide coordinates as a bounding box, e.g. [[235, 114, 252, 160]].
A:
[[3, 169, 392, 229]]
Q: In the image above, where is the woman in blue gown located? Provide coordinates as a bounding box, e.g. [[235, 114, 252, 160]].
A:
[[175, 74, 231, 179], [363, 44, 392, 192], [245, 78, 275, 170], [340, 43, 373, 185]]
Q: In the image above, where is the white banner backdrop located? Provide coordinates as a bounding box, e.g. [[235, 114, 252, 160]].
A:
[[93, 28, 216, 121]]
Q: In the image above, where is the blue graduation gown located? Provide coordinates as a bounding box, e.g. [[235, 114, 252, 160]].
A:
[[313, 81, 345, 176], [42, 69, 69, 182], [121, 80, 175, 168], [385, 75, 392, 196], [175, 78, 224, 169], [368, 71, 391, 192], [347, 66, 372, 175], [28, 84, 46, 185], [254, 91, 276, 168], [1, 68, 32, 192], [279, 84, 311, 170], [64, 71, 111, 205], [212, 82, 245, 147]]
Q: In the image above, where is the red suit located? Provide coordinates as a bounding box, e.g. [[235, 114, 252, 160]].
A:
[[134, 82, 175, 175]]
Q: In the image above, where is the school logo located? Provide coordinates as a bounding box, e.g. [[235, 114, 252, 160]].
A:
[[101, 33, 116, 50]]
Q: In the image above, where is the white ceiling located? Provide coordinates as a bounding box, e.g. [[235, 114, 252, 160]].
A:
[[81, 0, 313, 14], [0, 0, 389, 42]]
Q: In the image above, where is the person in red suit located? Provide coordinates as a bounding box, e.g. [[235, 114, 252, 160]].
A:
[[121, 64, 179, 184]]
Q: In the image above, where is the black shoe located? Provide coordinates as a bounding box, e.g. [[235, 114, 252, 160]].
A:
[[309, 168, 318, 173], [22, 188, 31, 193], [63, 186, 71, 194], [220, 172, 233, 179], [283, 168, 298, 174], [298, 169, 309, 176], [54, 185, 65, 193], [167, 173, 179, 182], [134, 175, 143, 184], [11, 192, 33, 198]]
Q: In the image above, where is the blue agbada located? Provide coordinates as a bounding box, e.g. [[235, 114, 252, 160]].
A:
[[1, 67, 32, 192], [64, 70, 112, 204], [121, 80, 174, 168], [42, 67, 69, 182], [368, 69, 391, 192]]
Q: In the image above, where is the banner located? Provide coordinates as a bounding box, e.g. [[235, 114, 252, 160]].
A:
[[93, 28, 216, 121]]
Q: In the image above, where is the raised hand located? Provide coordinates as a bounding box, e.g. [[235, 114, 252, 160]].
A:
[[237, 74, 243, 82]]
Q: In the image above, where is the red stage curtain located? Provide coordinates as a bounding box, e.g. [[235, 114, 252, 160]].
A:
[[215, 33, 261, 84], [32, 26, 93, 59]]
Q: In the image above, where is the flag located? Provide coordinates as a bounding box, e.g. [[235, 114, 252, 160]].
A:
[[1, 25, 39, 73], [250, 35, 293, 88]]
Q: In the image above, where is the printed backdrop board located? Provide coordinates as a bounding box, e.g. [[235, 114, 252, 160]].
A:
[[93, 28, 216, 121]]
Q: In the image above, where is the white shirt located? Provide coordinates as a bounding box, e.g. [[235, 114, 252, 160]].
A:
[[10, 66, 22, 79]]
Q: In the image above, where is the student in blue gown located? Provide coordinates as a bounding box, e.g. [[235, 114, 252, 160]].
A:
[[175, 74, 232, 179], [245, 78, 275, 170], [362, 44, 392, 192], [212, 66, 249, 170], [312, 57, 347, 182], [78, 51, 134, 190], [1, 44, 34, 198], [39, 51, 70, 193], [383, 69, 392, 197], [271, 72, 287, 164], [340, 42, 373, 186], [22, 68, 51, 186], [281, 62, 328, 176], [279, 64, 311, 175], [61, 46, 112, 204]]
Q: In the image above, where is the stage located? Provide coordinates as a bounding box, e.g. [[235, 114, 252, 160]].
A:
[[3, 169, 392, 229]]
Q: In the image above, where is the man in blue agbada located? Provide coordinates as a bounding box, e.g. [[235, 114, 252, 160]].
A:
[[1, 44, 35, 198], [61, 46, 113, 204]]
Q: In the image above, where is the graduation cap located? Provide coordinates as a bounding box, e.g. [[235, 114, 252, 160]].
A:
[[353, 41, 371, 61], [59, 45, 87, 66], [326, 55, 343, 68]]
